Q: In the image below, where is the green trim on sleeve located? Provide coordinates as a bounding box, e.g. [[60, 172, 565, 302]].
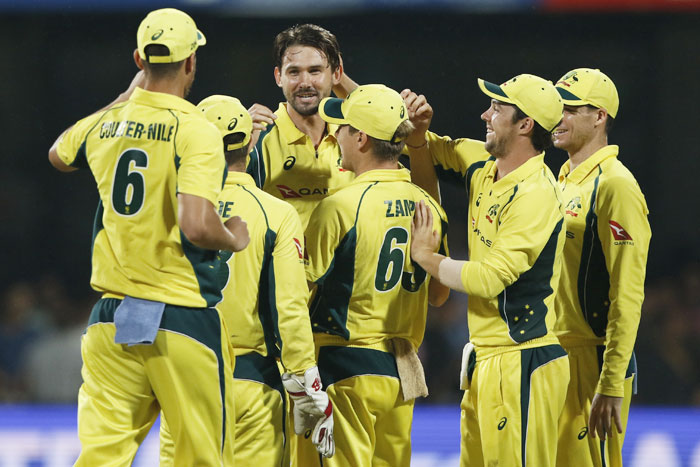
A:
[[498, 218, 563, 343], [577, 168, 611, 337]]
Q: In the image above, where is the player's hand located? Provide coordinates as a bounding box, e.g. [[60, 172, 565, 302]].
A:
[[588, 393, 624, 440], [401, 89, 433, 147], [411, 200, 440, 264], [224, 216, 250, 252], [247, 103, 277, 150], [114, 69, 147, 105], [248, 103, 277, 131], [282, 367, 335, 458]]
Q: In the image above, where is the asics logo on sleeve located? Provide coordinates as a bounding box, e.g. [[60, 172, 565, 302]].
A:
[[578, 427, 589, 440], [497, 417, 507, 430]]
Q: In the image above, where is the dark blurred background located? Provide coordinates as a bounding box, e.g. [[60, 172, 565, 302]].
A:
[[1, 1, 699, 405]]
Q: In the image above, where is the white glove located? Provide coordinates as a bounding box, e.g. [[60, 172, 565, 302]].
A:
[[282, 366, 335, 457]]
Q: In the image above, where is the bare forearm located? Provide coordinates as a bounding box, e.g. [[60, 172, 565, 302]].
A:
[[178, 193, 247, 252], [408, 143, 440, 202]]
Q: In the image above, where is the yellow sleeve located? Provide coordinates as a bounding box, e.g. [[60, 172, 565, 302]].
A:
[[595, 175, 651, 397], [305, 198, 344, 283], [176, 119, 226, 205], [55, 112, 104, 169], [460, 188, 563, 298], [426, 131, 491, 179], [272, 206, 317, 374]]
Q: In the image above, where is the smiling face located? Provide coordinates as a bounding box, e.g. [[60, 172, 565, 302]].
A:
[[334, 124, 357, 171], [274, 45, 341, 117], [481, 99, 519, 159], [552, 104, 599, 153]]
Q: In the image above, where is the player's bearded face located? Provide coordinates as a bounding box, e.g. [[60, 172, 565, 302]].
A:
[[277, 46, 335, 117], [482, 100, 515, 159]]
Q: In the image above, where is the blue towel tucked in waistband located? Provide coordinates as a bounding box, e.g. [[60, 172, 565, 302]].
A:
[[114, 296, 165, 346]]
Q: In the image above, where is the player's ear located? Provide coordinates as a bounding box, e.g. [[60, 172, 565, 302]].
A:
[[184, 53, 195, 74], [518, 116, 534, 136], [357, 131, 371, 151], [595, 108, 608, 128], [274, 67, 282, 88], [133, 49, 145, 70], [331, 59, 342, 86]]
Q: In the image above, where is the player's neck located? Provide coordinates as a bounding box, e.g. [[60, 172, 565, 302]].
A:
[[568, 136, 608, 172], [351, 158, 399, 177], [141, 75, 187, 99], [493, 142, 538, 181], [227, 161, 247, 173], [286, 105, 328, 149]]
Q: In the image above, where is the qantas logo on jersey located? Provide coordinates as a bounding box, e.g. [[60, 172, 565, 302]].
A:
[[276, 185, 329, 199], [293, 238, 303, 259], [565, 196, 582, 217], [609, 220, 633, 244]]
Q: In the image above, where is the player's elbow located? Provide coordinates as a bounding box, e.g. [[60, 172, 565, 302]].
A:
[[180, 221, 211, 248], [428, 280, 450, 307], [48, 148, 74, 172]]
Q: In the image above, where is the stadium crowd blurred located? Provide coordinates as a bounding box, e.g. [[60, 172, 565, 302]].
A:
[[2, 258, 698, 406]]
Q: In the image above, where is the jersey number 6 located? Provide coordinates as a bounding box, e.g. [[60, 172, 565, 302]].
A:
[[374, 226, 427, 293], [111, 148, 148, 216]]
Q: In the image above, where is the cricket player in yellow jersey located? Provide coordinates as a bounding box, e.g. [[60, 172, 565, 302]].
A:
[[408, 75, 570, 467], [552, 68, 651, 467], [160, 94, 334, 465], [47, 9, 249, 466], [295, 84, 450, 467], [246, 24, 354, 229]]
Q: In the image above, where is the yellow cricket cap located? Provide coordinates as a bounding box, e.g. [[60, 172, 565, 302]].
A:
[[137, 8, 206, 64], [319, 84, 409, 143], [478, 74, 563, 132], [555, 68, 619, 118], [197, 95, 252, 151]]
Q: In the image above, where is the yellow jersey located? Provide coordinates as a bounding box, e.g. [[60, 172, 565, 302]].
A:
[[56, 87, 226, 307], [305, 168, 448, 351], [426, 132, 565, 359], [216, 171, 316, 374], [554, 145, 651, 397], [246, 103, 354, 229]]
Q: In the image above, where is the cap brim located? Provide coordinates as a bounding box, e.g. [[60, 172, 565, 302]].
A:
[[478, 78, 512, 104], [556, 86, 584, 104], [319, 97, 346, 125], [197, 29, 206, 46]]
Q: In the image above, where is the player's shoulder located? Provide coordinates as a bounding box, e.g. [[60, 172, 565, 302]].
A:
[[599, 156, 642, 188]]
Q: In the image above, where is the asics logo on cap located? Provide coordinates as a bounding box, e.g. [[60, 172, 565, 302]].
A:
[[151, 29, 164, 40], [227, 118, 238, 131]]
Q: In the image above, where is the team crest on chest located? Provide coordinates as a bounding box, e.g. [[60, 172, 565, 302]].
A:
[[486, 204, 500, 224], [565, 196, 582, 217]]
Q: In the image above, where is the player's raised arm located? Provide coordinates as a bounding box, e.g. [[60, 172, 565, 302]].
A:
[[402, 89, 440, 202], [331, 57, 358, 99], [49, 70, 146, 172]]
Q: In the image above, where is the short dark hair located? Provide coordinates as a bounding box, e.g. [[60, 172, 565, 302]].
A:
[[512, 106, 553, 153], [347, 120, 415, 162], [585, 104, 615, 135], [141, 44, 185, 79], [273, 24, 341, 71], [223, 133, 248, 166]]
